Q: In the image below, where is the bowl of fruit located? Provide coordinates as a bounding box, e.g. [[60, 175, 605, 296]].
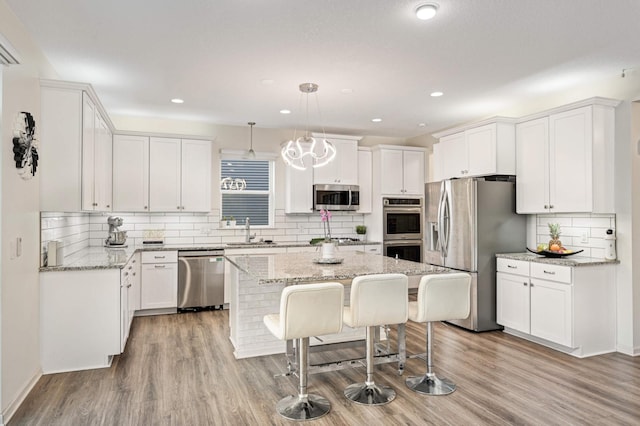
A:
[[526, 223, 583, 258]]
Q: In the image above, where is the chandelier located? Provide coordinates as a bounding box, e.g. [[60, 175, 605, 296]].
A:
[[281, 83, 336, 171]]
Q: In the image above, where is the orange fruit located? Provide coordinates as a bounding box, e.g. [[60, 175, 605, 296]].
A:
[[550, 243, 561, 252]]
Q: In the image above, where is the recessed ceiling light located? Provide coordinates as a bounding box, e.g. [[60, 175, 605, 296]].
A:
[[280, 109, 291, 114], [371, 118, 382, 123], [430, 91, 444, 97], [171, 98, 184, 104], [418, 123, 427, 127], [416, 3, 438, 20], [341, 88, 353, 94], [261, 79, 275, 85]]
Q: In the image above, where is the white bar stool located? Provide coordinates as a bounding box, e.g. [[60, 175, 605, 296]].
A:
[[263, 282, 344, 421], [405, 273, 471, 395], [343, 273, 408, 405]]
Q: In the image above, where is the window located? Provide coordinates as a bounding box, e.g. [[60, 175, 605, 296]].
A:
[[220, 157, 274, 226]]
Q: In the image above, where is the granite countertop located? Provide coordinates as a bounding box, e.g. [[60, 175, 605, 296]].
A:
[[496, 252, 619, 267], [225, 251, 451, 284], [40, 240, 381, 272]]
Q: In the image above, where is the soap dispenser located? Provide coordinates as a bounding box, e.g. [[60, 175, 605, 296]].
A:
[[604, 229, 616, 260]]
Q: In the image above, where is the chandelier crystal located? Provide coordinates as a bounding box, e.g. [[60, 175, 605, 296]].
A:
[[281, 83, 336, 171]]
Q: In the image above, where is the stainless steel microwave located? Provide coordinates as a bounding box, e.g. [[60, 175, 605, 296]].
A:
[[313, 184, 359, 211]]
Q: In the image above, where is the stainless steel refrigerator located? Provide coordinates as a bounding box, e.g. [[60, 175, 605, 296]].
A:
[[425, 177, 526, 331]]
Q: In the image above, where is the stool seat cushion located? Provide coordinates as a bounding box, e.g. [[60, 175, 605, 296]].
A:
[[409, 273, 471, 323], [263, 282, 344, 341], [343, 273, 408, 328]]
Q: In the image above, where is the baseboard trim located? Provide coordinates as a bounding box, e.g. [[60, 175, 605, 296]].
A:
[[2, 368, 42, 425], [616, 343, 640, 356]]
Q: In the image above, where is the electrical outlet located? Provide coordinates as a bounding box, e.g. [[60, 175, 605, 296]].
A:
[[580, 232, 589, 244]]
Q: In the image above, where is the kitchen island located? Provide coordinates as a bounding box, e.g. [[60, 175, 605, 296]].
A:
[[225, 251, 450, 359]]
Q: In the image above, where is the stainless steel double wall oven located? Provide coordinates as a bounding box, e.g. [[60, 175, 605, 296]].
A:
[[382, 197, 423, 263]]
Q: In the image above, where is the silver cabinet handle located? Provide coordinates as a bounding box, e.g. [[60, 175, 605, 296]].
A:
[[127, 284, 132, 288], [530, 283, 535, 287], [507, 265, 516, 269], [543, 270, 555, 275], [523, 282, 528, 286], [155, 265, 166, 269], [144, 206, 148, 210], [154, 256, 165, 259], [132, 272, 136, 276], [549, 205, 554, 209], [123, 272, 129, 276], [177, 206, 180, 210]]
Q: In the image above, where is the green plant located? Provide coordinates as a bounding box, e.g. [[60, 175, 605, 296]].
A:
[[355, 225, 367, 234]]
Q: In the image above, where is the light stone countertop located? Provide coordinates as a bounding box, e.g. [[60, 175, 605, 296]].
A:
[[225, 251, 452, 284], [496, 252, 619, 267], [39, 241, 381, 272]]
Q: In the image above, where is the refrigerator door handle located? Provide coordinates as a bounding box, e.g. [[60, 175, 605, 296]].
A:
[[436, 182, 446, 256], [442, 187, 451, 258]]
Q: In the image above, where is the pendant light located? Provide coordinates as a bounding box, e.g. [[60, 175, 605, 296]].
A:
[[281, 83, 336, 171], [246, 121, 256, 159]]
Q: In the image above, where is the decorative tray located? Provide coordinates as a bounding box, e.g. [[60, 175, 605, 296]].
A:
[[313, 258, 344, 264], [526, 247, 583, 258]]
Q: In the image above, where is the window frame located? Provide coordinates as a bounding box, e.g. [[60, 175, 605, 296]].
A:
[[219, 150, 276, 228]]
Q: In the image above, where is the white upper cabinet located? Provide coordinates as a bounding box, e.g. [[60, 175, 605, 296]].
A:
[[112, 135, 150, 212], [357, 148, 372, 213], [41, 82, 113, 212], [516, 99, 618, 214], [433, 120, 516, 181], [149, 137, 182, 211], [312, 137, 359, 185], [285, 164, 314, 214], [373, 145, 426, 196], [149, 137, 212, 212], [180, 139, 212, 212]]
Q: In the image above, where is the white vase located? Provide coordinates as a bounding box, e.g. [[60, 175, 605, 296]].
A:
[[321, 242, 336, 259]]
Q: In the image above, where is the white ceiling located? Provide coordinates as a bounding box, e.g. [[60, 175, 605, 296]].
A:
[[6, 0, 640, 138]]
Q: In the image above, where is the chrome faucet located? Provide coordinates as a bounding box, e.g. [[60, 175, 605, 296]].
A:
[[245, 217, 256, 243]]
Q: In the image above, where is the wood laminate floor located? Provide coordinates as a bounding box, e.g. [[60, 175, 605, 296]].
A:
[[10, 310, 640, 425]]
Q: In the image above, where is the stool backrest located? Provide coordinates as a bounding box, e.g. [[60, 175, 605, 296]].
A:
[[416, 273, 471, 323], [280, 282, 344, 340], [349, 273, 408, 327]]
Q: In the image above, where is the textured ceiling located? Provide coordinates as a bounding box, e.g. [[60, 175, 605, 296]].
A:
[[6, 0, 640, 137]]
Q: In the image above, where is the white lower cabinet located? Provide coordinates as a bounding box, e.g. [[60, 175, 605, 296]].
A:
[[120, 253, 140, 351], [140, 251, 178, 310], [41, 269, 121, 373], [496, 258, 615, 357]]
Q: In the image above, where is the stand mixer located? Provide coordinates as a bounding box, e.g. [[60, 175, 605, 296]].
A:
[[105, 216, 128, 247]]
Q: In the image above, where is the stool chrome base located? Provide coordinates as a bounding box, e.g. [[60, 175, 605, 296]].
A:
[[276, 394, 331, 421], [405, 373, 456, 395], [344, 382, 396, 405]]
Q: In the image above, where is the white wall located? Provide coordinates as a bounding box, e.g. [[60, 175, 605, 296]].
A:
[[0, 0, 58, 422]]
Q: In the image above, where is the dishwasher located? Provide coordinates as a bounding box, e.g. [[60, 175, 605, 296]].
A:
[[177, 250, 225, 311]]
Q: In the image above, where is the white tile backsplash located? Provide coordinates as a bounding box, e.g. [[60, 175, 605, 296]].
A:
[[54, 209, 368, 247], [534, 213, 615, 258]]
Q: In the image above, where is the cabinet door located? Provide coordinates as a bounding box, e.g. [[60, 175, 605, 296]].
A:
[[516, 117, 549, 214], [120, 274, 129, 352], [113, 135, 150, 211], [141, 263, 178, 309], [466, 124, 496, 176], [313, 139, 358, 185], [285, 165, 313, 213], [94, 115, 112, 211], [530, 278, 572, 347], [357, 149, 372, 213], [40, 87, 83, 211], [402, 151, 425, 195], [379, 149, 405, 194], [81, 93, 96, 211], [496, 272, 530, 333], [181, 139, 212, 212], [149, 137, 182, 211], [549, 106, 593, 212], [439, 132, 466, 179]]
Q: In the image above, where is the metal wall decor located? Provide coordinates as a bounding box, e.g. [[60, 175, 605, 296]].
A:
[[12, 111, 39, 180]]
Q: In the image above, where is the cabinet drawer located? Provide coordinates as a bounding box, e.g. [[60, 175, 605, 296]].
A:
[[496, 258, 529, 276], [530, 262, 571, 284], [142, 250, 178, 264]]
